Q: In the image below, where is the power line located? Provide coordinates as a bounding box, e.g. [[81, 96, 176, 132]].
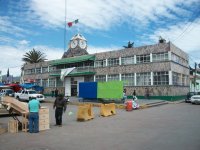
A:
[[172, 4, 200, 42]]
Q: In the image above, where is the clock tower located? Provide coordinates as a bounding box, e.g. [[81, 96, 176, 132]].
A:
[[62, 34, 89, 58]]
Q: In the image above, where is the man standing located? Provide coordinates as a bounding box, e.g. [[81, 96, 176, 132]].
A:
[[53, 94, 66, 127], [28, 97, 40, 133], [55, 88, 58, 97], [51, 89, 55, 97]]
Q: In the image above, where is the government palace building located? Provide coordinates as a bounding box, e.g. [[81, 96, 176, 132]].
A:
[[21, 33, 189, 100]]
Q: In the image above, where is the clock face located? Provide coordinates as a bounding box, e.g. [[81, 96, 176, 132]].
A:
[[79, 40, 87, 49], [70, 40, 78, 48]]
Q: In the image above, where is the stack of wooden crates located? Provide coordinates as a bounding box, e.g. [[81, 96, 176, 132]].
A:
[[39, 107, 50, 131]]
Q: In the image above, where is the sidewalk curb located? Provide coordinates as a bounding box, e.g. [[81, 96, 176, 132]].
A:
[[44, 100, 169, 110]]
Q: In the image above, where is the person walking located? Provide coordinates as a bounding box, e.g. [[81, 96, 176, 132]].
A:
[[53, 94, 66, 127], [28, 96, 40, 133], [55, 88, 58, 97], [145, 88, 150, 100], [122, 88, 127, 103], [132, 90, 137, 101], [51, 89, 55, 97]]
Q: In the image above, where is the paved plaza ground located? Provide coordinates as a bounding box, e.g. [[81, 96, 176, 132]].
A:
[[0, 100, 200, 150]]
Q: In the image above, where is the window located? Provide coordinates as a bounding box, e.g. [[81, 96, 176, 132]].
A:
[[24, 69, 31, 75], [35, 79, 41, 86], [56, 78, 63, 87], [108, 58, 119, 66], [42, 79, 48, 87], [31, 69, 35, 74], [153, 71, 169, 85], [96, 75, 106, 82], [152, 53, 168, 62], [121, 56, 134, 65], [171, 53, 188, 66], [42, 67, 48, 73], [182, 74, 188, 86], [107, 74, 119, 81], [95, 60, 106, 68], [172, 72, 181, 85], [49, 78, 56, 87], [136, 54, 150, 64], [121, 73, 134, 86], [136, 72, 151, 86], [49, 66, 56, 72], [36, 68, 41, 74]]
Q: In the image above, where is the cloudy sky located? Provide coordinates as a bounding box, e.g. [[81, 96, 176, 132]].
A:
[[0, 0, 200, 76]]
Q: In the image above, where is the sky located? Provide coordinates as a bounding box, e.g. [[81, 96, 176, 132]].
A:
[[0, 0, 200, 76]]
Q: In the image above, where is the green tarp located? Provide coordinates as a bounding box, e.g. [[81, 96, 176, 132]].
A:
[[97, 81, 123, 99], [50, 55, 95, 66]]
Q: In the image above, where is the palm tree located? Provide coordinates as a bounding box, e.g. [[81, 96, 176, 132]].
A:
[[22, 48, 47, 63], [22, 49, 47, 85]]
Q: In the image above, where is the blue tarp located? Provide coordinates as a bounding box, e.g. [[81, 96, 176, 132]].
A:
[[79, 82, 97, 99], [20, 83, 44, 92], [0, 83, 4, 86], [20, 83, 34, 89]]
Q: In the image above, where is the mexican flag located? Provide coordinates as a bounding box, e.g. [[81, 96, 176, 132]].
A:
[[67, 19, 79, 27]]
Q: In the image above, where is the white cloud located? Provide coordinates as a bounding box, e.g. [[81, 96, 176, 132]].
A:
[[29, 0, 199, 30], [87, 45, 120, 54], [0, 46, 24, 76], [18, 40, 30, 46], [149, 19, 200, 53], [33, 45, 63, 60], [0, 16, 30, 37]]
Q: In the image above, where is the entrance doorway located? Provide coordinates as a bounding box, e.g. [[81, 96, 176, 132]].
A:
[[71, 78, 77, 96]]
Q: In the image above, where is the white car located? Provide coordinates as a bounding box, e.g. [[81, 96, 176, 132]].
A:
[[16, 90, 45, 102], [191, 95, 200, 104], [0, 89, 15, 97]]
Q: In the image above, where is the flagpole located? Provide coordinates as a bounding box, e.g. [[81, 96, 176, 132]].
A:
[[64, 0, 67, 52]]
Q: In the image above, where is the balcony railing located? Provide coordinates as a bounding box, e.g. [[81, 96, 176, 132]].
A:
[[70, 66, 94, 74], [49, 66, 95, 75]]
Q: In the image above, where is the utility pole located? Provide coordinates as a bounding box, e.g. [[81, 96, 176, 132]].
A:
[[194, 62, 197, 92]]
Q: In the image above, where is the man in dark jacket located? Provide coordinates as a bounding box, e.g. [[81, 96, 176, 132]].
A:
[[53, 94, 66, 127]]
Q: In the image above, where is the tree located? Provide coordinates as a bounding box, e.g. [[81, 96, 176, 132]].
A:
[[22, 48, 47, 63], [123, 41, 134, 48]]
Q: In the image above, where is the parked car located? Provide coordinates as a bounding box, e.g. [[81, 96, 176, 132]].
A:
[[191, 95, 200, 104], [14, 90, 23, 99], [185, 92, 200, 103], [15, 89, 45, 102], [0, 89, 15, 97]]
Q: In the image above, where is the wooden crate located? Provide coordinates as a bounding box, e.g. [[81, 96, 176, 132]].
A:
[[0, 128, 7, 135], [22, 112, 28, 132], [39, 107, 50, 131], [8, 120, 18, 133]]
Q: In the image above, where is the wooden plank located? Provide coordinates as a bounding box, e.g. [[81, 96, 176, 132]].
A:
[[2, 96, 28, 114]]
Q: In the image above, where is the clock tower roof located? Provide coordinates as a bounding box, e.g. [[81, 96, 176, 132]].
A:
[[62, 33, 89, 58], [71, 33, 86, 41]]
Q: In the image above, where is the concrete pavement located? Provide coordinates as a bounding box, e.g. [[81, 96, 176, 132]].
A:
[[0, 103, 199, 150], [44, 96, 171, 109]]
